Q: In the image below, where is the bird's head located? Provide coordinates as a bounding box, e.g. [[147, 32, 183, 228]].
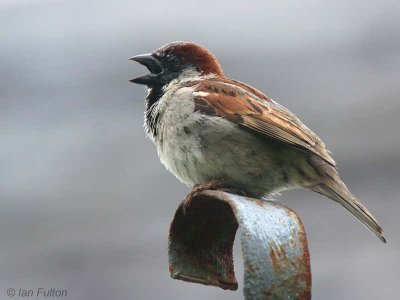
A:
[[129, 42, 224, 87]]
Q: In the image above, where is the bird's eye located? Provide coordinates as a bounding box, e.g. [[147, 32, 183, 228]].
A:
[[165, 55, 182, 72]]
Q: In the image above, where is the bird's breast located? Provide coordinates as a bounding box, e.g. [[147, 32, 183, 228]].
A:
[[155, 104, 216, 186], [150, 84, 305, 195]]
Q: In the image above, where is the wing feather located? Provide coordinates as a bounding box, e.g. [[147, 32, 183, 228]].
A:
[[187, 78, 336, 167]]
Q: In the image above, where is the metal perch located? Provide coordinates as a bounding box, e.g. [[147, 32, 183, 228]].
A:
[[168, 190, 311, 300]]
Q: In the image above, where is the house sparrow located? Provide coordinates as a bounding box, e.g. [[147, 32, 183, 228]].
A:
[[130, 41, 385, 243]]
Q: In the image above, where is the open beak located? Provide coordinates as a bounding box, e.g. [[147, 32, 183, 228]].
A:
[[129, 54, 163, 85]]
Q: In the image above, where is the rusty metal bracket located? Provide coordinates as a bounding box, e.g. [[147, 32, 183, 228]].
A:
[[168, 190, 311, 299]]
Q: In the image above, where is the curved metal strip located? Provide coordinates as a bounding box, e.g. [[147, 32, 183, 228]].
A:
[[168, 190, 311, 299]]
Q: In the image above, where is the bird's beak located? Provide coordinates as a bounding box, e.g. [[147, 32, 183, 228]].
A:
[[129, 54, 163, 85]]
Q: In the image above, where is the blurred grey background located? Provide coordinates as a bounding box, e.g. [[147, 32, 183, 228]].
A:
[[1, 0, 399, 299]]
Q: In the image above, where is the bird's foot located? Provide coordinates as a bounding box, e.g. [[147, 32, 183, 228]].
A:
[[182, 179, 225, 215]]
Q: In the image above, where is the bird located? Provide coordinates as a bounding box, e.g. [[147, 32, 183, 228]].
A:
[[129, 41, 385, 243]]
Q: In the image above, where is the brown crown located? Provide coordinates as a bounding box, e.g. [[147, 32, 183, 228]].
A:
[[154, 42, 225, 77]]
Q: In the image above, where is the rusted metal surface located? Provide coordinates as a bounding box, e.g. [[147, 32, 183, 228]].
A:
[[168, 190, 311, 299], [168, 192, 239, 290], [226, 192, 311, 300]]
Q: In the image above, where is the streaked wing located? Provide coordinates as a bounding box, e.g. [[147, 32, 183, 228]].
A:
[[187, 78, 336, 167]]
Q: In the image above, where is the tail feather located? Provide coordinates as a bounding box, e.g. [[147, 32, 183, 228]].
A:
[[318, 179, 386, 243]]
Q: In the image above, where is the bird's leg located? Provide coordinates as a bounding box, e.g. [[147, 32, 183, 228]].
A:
[[182, 179, 225, 215], [181, 180, 252, 215]]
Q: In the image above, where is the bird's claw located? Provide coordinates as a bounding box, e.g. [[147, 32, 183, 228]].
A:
[[181, 180, 225, 215]]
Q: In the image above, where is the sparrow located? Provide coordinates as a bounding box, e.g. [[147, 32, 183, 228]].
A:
[[130, 41, 385, 243]]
